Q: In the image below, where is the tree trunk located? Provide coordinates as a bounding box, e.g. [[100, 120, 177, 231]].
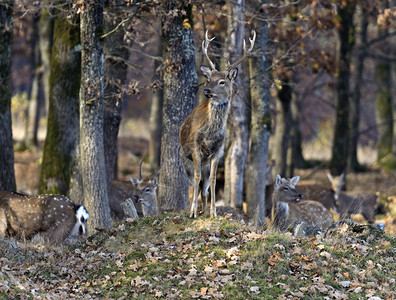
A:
[[245, 0, 271, 227], [79, 0, 111, 231], [348, 1, 368, 172], [158, 1, 197, 210], [273, 76, 292, 178], [0, 0, 16, 191], [38, 10, 80, 195], [149, 43, 163, 170], [103, 0, 129, 183], [24, 12, 42, 149], [223, 0, 248, 209], [38, 4, 54, 114], [286, 82, 305, 177], [375, 1, 392, 164], [329, 2, 356, 175]]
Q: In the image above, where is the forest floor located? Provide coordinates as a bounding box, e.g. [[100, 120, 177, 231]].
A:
[[2, 136, 395, 299]]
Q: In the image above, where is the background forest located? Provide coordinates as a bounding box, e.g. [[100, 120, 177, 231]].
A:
[[1, 0, 396, 230]]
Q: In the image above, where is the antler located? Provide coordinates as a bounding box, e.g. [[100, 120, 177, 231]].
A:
[[153, 160, 165, 178], [227, 30, 256, 70], [138, 158, 144, 180], [202, 30, 217, 71]]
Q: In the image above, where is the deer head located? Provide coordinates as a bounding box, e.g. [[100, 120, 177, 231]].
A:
[[0, 191, 89, 244], [130, 159, 164, 217]]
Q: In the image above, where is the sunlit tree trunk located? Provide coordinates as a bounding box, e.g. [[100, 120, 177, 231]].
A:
[[38, 10, 80, 194], [79, 0, 111, 231], [245, 0, 271, 227], [223, 0, 248, 209], [0, 0, 16, 191], [158, 1, 197, 210], [329, 1, 356, 175]]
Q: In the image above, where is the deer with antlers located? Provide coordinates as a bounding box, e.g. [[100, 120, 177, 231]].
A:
[[179, 30, 256, 218]]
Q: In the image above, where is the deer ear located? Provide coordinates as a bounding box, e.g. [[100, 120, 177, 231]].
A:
[[227, 68, 238, 81], [327, 172, 333, 182], [130, 177, 139, 187], [290, 176, 300, 187], [200, 66, 212, 79], [275, 174, 282, 187]]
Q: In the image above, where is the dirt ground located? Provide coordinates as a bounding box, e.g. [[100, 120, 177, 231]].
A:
[[13, 136, 396, 236]]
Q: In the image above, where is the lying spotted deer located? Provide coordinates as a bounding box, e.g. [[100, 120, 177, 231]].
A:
[[272, 175, 333, 231], [180, 30, 256, 218], [327, 172, 378, 224], [0, 191, 89, 244]]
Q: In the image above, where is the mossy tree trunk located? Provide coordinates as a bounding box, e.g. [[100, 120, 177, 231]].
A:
[[223, 0, 248, 209], [329, 1, 356, 176], [103, 0, 129, 183], [245, 0, 271, 227], [158, 0, 197, 210], [38, 9, 80, 195], [79, 0, 111, 231], [0, 0, 16, 191]]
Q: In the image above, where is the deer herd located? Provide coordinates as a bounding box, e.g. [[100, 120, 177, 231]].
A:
[[0, 31, 381, 245]]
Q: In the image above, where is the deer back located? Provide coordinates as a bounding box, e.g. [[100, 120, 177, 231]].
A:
[[334, 191, 378, 223]]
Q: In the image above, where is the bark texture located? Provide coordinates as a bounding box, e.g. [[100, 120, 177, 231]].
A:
[[80, 0, 111, 231], [245, 0, 271, 227], [158, 1, 197, 210], [223, 0, 248, 209], [329, 2, 356, 175], [0, 1, 16, 191]]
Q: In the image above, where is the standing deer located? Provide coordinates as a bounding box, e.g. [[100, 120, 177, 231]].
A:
[[129, 159, 164, 217], [272, 175, 333, 231], [327, 173, 378, 224], [179, 30, 256, 218], [0, 191, 89, 244]]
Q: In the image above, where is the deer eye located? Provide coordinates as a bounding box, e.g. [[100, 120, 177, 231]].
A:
[[145, 187, 151, 193], [218, 80, 226, 85], [283, 187, 289, 191]]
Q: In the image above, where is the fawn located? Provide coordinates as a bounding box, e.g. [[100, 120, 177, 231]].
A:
[[272, 175, 333, 231], [0, 191, 89, 244], [179, 30, 256, 218], [327, 172, 378, 224]]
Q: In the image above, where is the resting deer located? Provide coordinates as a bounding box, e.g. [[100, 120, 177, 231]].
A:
[[327, 172, 378, 224], [129, 159, 164, 217], [0, 191, 89, 244], [272, 175, 333, 231], [179, 30, 256, 218]]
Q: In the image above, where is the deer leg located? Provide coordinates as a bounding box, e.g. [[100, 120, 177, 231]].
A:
[[0, 209, 7, 237], [190, 159, 201, 219], [209, 159, 218, 218], [201, 164, 210, 213]]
